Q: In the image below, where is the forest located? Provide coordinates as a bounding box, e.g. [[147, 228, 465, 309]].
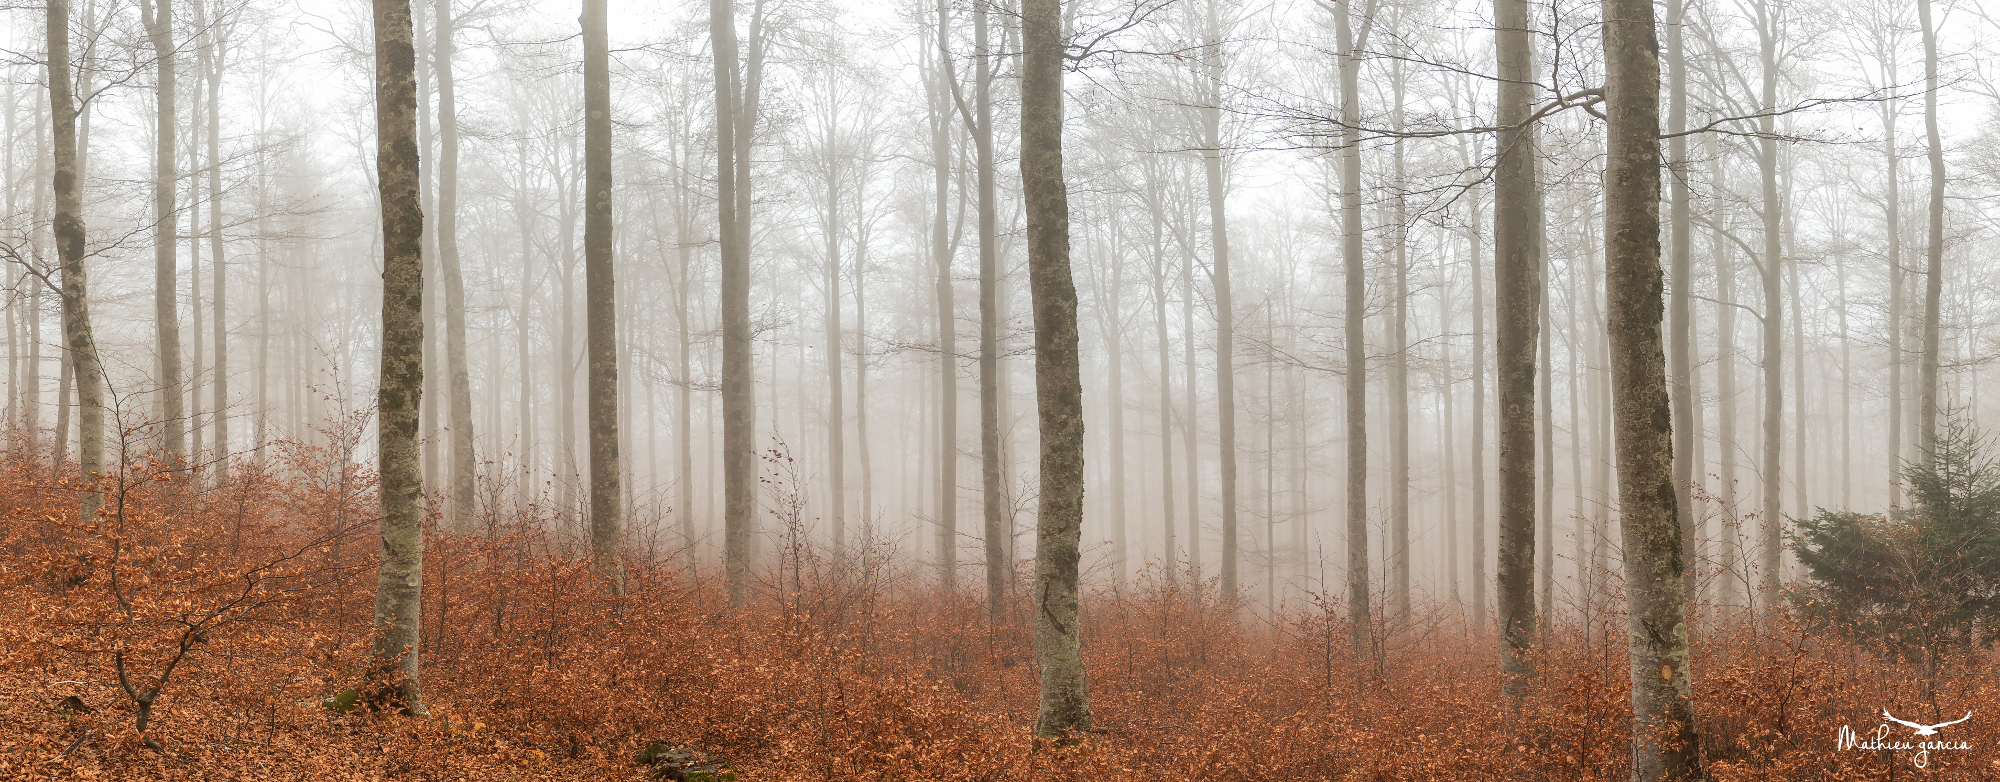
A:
[[3, 0, 2000, 778]]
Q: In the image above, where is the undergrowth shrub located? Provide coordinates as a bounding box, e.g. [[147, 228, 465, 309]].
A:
[[0, 443, 1992, 780]]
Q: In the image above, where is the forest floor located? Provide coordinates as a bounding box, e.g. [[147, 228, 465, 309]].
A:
[[1, 448, 1995, 781]]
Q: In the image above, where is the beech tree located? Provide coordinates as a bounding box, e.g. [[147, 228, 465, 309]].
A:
[[365, 0, 427, 715], [1604, 0, 1701, 776], [583, 0, 622, 592], [1023, 0, 1089, 737], [47, 0, 103, 521]]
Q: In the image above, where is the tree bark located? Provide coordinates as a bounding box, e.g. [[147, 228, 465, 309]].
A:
[[928, 4, 957, 592], [818, 65, 847, 552], [141, 0, 183, 460], [1917, 0, 1944, 458], [48, 0, 104, 522], [1022, 0, 1090, 736], [207, 0, 228, 482], [436, 0, 476, 533], [583, 0, 623, 593], [1755, 1, 1782, 618], [366, 0, 427, 716], [1711, 131, 1743, 612], [1494, 0, 1539, 693], [1883, 56, 1903, 502], [713, 0, 754, 604], [1201, 0, 1239, 600], [1335, 0, 1369, 657], [1388, 51, 1410, 622], [1147, 168, 1176, 585], [1665, 0, 1694, 604], [973, 0, 1007, 623], [1602, 1, 1701, 775]]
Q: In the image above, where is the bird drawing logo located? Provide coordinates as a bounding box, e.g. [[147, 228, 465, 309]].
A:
[[1882, 709, 1972, 737]]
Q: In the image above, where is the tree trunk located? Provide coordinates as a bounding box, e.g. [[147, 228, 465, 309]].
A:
[[1755, 0, 1783, 618], [1441, 252, 1460, 609], [48, 0, 104, 522], [1201, 0, 1239, 600], [1665, 0, 1694, 603], [436, 0, 476, 533], [1712, 131, 1743, 612], [819, 67, 847, 552], [973, 0, 1007, 623], [1917, 0, 1945, 458], [1494, 0, 1539, 693], [713, 0, 754, 604], [583, 0, 623, 593], [366, 0, 427, 716], [1883, 57, 1903, 502], [207, 0, 228, 481], [1602, 2, 1702, 775], [1388, 52, 1410, 622], [1471, 162, 1488, 633], [1336, 0, 1369, 657], [142, 0, 183, 461], [928, 5, 957, 592], [1148, 169, 1176, 585], [1022, 0, 1090, 736]]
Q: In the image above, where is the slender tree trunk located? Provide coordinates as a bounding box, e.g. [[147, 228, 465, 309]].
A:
[[1665, 0, 1694, 603], [1713, 132, 1743, 611], [820, 71, 846, 552], [417, 8, 440, 492], [713, 0, 754, 604], [1441, 253, 1460, 610], [208, 3, 228, 480], [1884, 59, 1903, 502], [855, 217, 874, 558], [1101, 224, 1128, 587], [1755, 2, 1783, 617], [436, 0, 475, 532], [1148, 175, 1176, 584], [1603, 3, 1701, 775], [928, 7, 957, 592], [365, 0, 427, 715], [142, 0, 184, 460], [1537, 227, 1554, 637], [1022, 0, 1090, 736], [583, 0, 623, 593], [1838, 247, 1850, 508], [1388, 55, 1410, 622], [1201, 0, 1239, 600], [1336, 0, 1369, 656], [48, 0, 104, 522], [1471, 172, 1487, 632], [1917, 0, 1945, 457], [973, 0, 1007, 623], [189, 57, 205, 464], [1495, 0, 1539, 692], [1183, 204, 1199, 583], [53, 351, 71, 468]]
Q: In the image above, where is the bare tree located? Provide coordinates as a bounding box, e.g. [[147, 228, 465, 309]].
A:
[[715, 0, 754, 604], [1916, 0, 1944, 457], [1023, 0, 1089, 737], [1494, 0, 1540, 692], [48, 0, 103, 522], [1333, 0, 1370, 658], [584, 0, 623, 593], [140, 0, 184, 459], [1603, 2, 1702, 776], [438, 0, 476, 533], [365, 0, 427, 716]]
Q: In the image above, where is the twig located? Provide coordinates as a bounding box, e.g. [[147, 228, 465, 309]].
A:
[[56, 730, 92, 760]]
